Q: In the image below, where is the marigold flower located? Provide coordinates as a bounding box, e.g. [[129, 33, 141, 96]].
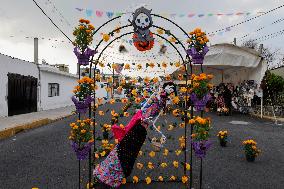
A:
[[162, 62, 167, 68], [182, 175, 188, 184], [170, 175, 176, 181], [163, 149, 169, 156], [152, 77, 159, 83], [178, 74, 184, 80], [160, 162, 167, 168], [135, 97, 141, 104], [165, 74, 171, 81], [186, 163, 191, 170], [173, 161, 179, 168], [98, 111, 104, 116], [133, 176, 139, 183], [136, 163, 143, 169], [124, 63, 130, 69], [172, 96, 180, 104], [109, 99, 115, 104], [145, 176, 152, 184], [175, 150, 182, 156], [121, 98, 128, 103], [137, 64, 142, 70], [121, 178, 126, 184], [175, 61, 181, 67], [168, 124, 174, 131], [102, 34, 110, 42], [124, 112, 130, 117], [179, 122, 185, 128], [149, 151, 156, 158], [144, 77, 150, 83], [147, 162, 154, 169], [158, 176, 164, 182], [149, 62, 155, 68], [157, 28, 164, 34], [172, 109, 180, 117], [138, 150, 143, 156]]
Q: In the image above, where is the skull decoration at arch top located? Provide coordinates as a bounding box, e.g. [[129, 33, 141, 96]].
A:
[[131, 7, 154, 51]]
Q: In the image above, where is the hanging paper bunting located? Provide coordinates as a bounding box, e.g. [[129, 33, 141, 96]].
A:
[[115, 12, 123, 16], [106, 12, 114, 19], [208, 13, 213, 16], [226, 13, 234, 16], [179, 14, 185, 17], [96, 10, 103, 17], [86, 9, 93, 17], [198, 14, 205, 17], [188, 13, 195, 17], [75, 8, 84, 12]]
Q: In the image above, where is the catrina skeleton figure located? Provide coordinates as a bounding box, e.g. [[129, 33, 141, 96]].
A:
[[93, 82, 176, 188], [131, 7, 154, 51]]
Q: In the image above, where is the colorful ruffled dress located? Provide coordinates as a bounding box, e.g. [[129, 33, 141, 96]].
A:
[[93, 94, 166, 188]]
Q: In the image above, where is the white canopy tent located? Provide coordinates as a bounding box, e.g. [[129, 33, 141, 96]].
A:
[[191, 43, 267, 86]]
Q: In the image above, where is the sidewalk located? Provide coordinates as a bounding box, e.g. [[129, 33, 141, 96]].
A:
[[0, 106, 74, 139]]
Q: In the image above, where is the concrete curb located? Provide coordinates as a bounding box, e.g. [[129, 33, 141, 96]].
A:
[[251, 113, 284, 123], [0, 114, 73, 140]]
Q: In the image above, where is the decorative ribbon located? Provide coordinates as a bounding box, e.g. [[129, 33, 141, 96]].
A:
[[73, 47, 97, 66], [71, 95, 94, 114], [186, 46, 209, 64]]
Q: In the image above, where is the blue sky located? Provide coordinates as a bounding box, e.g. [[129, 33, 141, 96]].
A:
[[0, 0, 283, 74]]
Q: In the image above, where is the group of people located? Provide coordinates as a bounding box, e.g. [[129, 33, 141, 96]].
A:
[[208, 80, 262, 115]]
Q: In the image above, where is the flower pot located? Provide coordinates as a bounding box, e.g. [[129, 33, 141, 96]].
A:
[[220, 140, 227, 147], [245, 154, 255, 162]]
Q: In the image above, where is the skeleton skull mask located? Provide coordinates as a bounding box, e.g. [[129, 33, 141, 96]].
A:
[[135, 13, 151, 29], [132, 7, 153, 30]]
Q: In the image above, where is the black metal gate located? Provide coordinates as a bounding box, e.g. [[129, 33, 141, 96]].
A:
[[8, 73, 38, 116]]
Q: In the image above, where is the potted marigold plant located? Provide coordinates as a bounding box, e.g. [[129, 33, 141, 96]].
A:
[[190, 73, 213, 111], [190, 117, 212, 158], [242, 139, 261, 162], [72, 76, 95, 114], [73, 19, 97, 66], [186, 28, 209, 64], [69, 118, 94, 160], [217, 130, 228, 147]]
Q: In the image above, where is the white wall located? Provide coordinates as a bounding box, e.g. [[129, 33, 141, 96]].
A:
[[0, 54, 39, 117], [40, 66, 77, 110]]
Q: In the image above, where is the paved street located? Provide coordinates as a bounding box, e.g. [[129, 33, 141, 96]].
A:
[[0, 103, 284, 189]]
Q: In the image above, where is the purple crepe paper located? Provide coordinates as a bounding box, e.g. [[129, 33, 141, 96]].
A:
[[73, 47, 97, 66], [186, 46, 209, 64], [71, 141, 93, 161], [192, 140, 212, 159], [190, 93, 211, 111], [71, 95, 93, 114]]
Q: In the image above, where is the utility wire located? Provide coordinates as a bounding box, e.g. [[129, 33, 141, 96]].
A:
[[32, 0, 73, 43], [239, 18, 284, 41], [208, 4, 284, 34]]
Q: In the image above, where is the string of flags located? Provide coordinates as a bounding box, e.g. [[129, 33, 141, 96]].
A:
[[76, 8, 267, 20]]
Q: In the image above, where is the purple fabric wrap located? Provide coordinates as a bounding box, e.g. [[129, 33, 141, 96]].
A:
[[73, 47, 97, 66], [190, 93, 211, 111], [192, 140, 212, 159], [186, 46, 209, 64], [71, 95, 93, 114], [71, 141, 93, 161]]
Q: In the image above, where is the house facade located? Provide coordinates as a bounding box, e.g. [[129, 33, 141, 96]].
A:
[[0, 53, 78, 117]]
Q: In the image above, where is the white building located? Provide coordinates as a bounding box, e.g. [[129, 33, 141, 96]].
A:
[[0, 53, 78, 117]]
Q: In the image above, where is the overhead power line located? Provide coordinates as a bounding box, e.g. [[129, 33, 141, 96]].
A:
[[32, 0, 73, 43], [208, 4, 284, 34]]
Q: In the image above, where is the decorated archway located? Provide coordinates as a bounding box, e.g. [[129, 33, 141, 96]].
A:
[[69, 6, 213, 189]]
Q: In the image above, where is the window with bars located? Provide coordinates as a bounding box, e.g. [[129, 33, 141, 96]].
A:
[[48, 83, 60, 97]]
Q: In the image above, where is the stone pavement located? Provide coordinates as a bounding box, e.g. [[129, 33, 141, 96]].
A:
[[0, 106, 74, 139]]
